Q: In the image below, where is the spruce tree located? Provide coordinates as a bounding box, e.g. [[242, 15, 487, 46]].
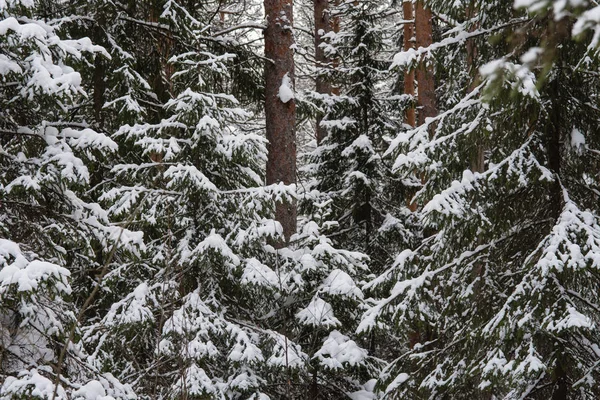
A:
[[0, 1, 140, 398], [363, 1, 600, 398]]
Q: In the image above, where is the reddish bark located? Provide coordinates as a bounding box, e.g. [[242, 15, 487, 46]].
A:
[[415, 0, 437, 133], [408, 6, 438, 353], [264, 0, 297, 244], [314, 0, 332, 144], [403, 0, 416, 129], [330, 0, 341, 96], [466, 1, 484, 173]]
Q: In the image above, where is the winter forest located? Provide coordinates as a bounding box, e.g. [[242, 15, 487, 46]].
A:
[[4, 0, 600, 399]]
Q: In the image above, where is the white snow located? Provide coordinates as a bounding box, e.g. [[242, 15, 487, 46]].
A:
[[266, 331, 307, 368], [241, 258, 279, 288], [0, 239, 71, 294], [164, 164, 218, 192], [571, 128, 585, 152], [73, 380, 108, 400], [191, 230, 240, 267], [278, 73, 294, 103], [315, 330, 367, 369], [1, 368, 68, 399], [548, 306, 593, 332], [173, 365, 215, 396], [320, 269, 364, 300], [296, 297, 340, 327], [384, 373, 410, 395]]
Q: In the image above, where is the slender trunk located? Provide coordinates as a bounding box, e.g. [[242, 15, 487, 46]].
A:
[[466, 0, 484, 173], [314, 0, 332, 144], [415, 0, 436, 134], [93, 57, 105, 129], [403, 0, 416, 128], [408, 0, 438, 348], [264, 0, 297, 244], [148, 3, 172, 165], [547, 77, 567, 400], [404, 0, 419, 212], [331, 0, 341, 96], [408, 0, 437, 211], [93, 13, 106, 130], [309, 368, 318, 399]]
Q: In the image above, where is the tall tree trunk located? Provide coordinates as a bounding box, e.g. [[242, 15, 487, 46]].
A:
[[403, 0, 416, 128], [404, 0, 419, 212], [314, 0, 332, 145], [264, 0, 297, 244], [331, 0, 341, 96], [415, 0, 436, 134], [309, 368, 318, 399], [408, 0, 438, 347], [92, 10, 106, 130], [466, 0, 484, 173]]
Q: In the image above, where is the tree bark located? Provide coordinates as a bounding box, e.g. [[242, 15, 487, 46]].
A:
[[314, 0, 332, 145], [415, 0, 437, 134], [264, 0, 297, 244], [408, 1, 438, 346], [466, 0, 484, 173], [331, 0, 341, 96], [403, 0, 416, 128]]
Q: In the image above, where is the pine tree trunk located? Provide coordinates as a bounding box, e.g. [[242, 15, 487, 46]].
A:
[[402, 0, 416, 128], [264, 0, 297, 244], [404, 0, 419, 212], [409, 0, 436, 211], [408, 1, 438, 347], [415, 0, 436, 134], [314, 0, 332, 145], [93, 12, 106, 130], [466, 0, 484, 174], [309, 368, 318, 399], [331, 0, 341, 96]]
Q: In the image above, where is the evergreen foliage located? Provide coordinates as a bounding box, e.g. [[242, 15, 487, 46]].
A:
[[0, 0, 141, 398], [3, 0, 600, 399], [307, 0, 418, 275], [363, 1, 600, 398]]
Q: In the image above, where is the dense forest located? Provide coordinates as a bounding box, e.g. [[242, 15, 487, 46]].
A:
[[2, 0, 600, 399]]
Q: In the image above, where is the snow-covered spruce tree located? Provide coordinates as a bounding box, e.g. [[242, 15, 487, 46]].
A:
[[361, 0, 600, 398], [71, 2, 273, 398], [59, 0, 265, 142], [258, 208, 378, 398], [307, 0, 418, 271], [0, 1, 142, 398], [72, 1, 381, 398], [302, 0, 419, 375]]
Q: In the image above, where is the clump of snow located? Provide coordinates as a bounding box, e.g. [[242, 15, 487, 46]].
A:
[[241, 258, 279, 288], [0, 239, 71, 294], [278, 73, 294, 103], [1, 368, 67, 399], [547, 306, 593, 332], [320, 269, 363, 300], [319, 116, 356, 130], [520, 47, 543, 64], [72, 380, 107, 400], [173, 365, 215, 397], [296, 297, 340, 327], [571, 128, 585, 153], [228, 330, 264, 363], [480, 58, 539, 99], [266, 331, 307, 367], [191, 230, 240, 267], [315, 330, 367, 369], [348, 379, 377, 400], [102, 282, 155, 327]]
